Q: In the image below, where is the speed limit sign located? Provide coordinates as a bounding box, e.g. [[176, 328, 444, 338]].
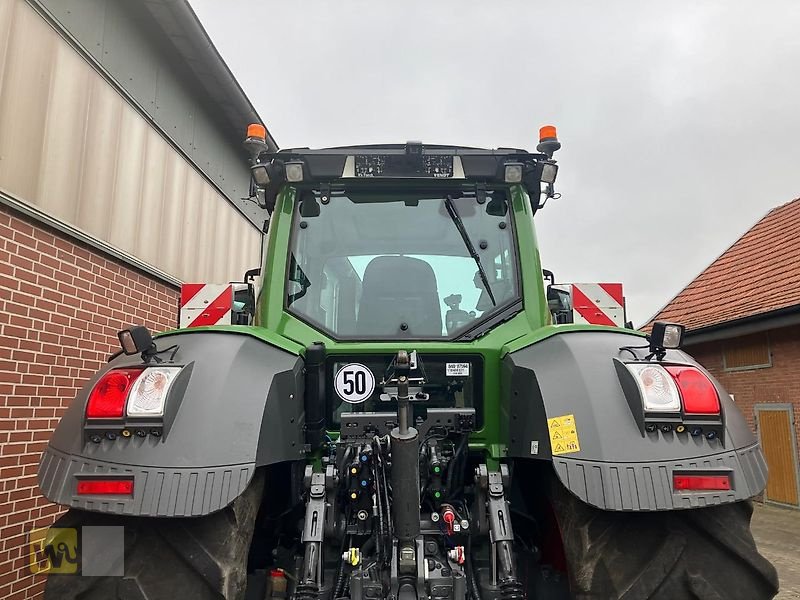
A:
[[334, 363, 375, 404]]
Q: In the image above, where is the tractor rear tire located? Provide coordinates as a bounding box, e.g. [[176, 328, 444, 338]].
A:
[[549, 475, 779, 600], [44, 471, 264, 600]]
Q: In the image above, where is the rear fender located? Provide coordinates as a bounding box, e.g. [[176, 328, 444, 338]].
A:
[[504, 330, 768, 511], [38, 330, 305, 517]]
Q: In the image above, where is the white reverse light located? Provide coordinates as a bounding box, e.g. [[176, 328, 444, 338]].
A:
[[626, 363, 681, 412], [126, 367, 181, 417]]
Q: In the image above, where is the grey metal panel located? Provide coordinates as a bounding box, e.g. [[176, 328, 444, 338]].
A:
[[553, 444, 768, 511], [36, 0, 106, 62], [153, 62, 198, 153], [99, 0, 158, 111], [39, 446, 253, 517]]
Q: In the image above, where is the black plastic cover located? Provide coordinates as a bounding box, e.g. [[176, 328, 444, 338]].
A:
[[38, 331, 305, 516], [504, 330, 767, 511]]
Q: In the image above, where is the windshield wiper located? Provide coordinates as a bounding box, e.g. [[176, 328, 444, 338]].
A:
[[443, 196, 496, 307]]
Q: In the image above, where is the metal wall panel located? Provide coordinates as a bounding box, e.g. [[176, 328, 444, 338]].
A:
[[36, 41, 93, 224], [0, 0, 261, 285], [32, 0, 264, 227], [75, 76, 121, 237], [40, 0, 106, 62], [0, 1, 56, 203]]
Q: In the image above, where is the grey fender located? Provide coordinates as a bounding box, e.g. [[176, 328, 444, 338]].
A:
[[38, 330, 305, 517], [504, 330, 768, 511]]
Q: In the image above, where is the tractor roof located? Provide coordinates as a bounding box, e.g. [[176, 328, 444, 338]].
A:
[[276, 143, 531, 155], [259, 142, 550, 184]]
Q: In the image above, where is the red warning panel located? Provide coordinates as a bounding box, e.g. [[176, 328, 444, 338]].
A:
[[570, 283, 625, 327], [179, 284, 233, 328]]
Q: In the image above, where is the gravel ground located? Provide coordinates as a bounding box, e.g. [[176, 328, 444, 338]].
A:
[[752, 502, 800, 599]]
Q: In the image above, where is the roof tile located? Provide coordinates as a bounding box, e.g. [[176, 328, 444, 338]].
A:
[[647, 197, 800, 331]]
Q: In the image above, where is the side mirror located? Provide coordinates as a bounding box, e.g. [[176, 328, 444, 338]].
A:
[[230, 284, 253, 325], [232, 268, 262, 325], [243, 267, 261, 283], [546, 286, 573, 324]]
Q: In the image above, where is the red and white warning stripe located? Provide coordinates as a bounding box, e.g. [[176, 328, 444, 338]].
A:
[[179, 284, 233, 328], [570, 283, 625, 327]]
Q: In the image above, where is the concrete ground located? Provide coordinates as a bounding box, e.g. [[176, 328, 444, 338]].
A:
[[752, 502, 800, 599]]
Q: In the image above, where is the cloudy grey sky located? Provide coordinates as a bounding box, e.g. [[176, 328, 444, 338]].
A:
[[189, 0, 799, 326]]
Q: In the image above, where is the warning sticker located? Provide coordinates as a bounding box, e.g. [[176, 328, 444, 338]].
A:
[[547, 413, 581, 455], [446, 362, 470, 377]]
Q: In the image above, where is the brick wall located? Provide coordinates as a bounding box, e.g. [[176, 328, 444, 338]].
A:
[[0, 203, 178, 599], [690, 325, 800, 443], [689, 325, 800, 499]]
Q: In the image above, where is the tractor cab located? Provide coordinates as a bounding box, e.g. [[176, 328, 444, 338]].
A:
[[243, 129, 562, 347]]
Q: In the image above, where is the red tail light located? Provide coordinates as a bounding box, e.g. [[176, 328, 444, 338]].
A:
[[86, 368, 145, 418], [76, 478, 134, 495], [665, 366, 721, 414], [673, 474, 731, 491]]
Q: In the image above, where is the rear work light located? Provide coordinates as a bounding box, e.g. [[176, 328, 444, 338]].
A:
[[86, 368, 145, 418], [665, 366, 721, 414], [673, 474, 731, 491], [76, 479, 134, 495]]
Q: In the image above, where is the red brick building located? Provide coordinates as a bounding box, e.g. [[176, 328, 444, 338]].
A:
[[0, 209, 179, 597], [649, 197, 800, 508], [0, 0, 272, 596]]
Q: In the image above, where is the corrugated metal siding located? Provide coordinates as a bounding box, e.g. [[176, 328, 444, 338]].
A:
[[0, 0, 260, 284], [31, 0, 265, 226]]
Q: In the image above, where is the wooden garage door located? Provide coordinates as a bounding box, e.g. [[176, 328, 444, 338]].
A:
[[757, 407, 799, 506]]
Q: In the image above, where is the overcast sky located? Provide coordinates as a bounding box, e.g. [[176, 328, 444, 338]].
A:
[[189, 0, 799, 326]]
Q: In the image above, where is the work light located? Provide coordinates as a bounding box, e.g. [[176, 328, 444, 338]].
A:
[[285, 161, 305, 183], [650, 321, 685, 352], [540, 162, 558, 184], [504, 163, 524, 183], [251, 164, 270, 186], [117, 326, 154, 356]]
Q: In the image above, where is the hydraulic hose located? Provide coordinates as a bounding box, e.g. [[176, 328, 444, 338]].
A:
[[372, 440, 387, 563], [466, 537, 483, 600], [446, 434, 468, 500], [333, 534, 350, 599]]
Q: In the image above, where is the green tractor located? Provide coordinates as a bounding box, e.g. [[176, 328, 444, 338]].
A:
[[39, 126, 778, 600]]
